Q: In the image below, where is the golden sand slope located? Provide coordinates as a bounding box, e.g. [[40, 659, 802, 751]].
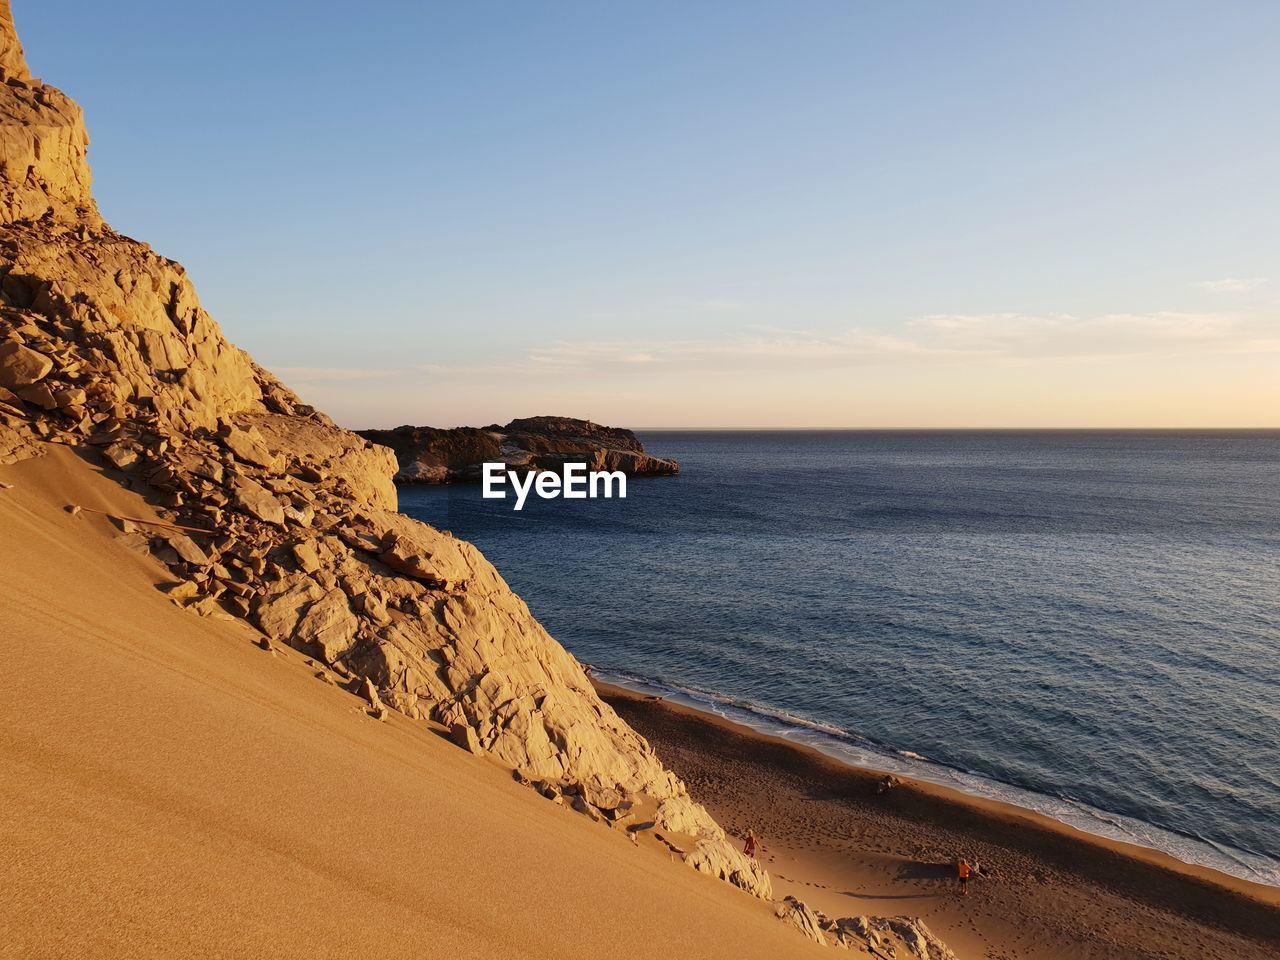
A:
[[0, 0, 771, 902], [0, 447, 818, 960]]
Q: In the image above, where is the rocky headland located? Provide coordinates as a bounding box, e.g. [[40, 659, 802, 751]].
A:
[[358, 416, 679, 484]]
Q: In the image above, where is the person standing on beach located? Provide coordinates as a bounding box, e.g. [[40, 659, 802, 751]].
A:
[[743, 829, 759, 859], [957, 858, 971, 895]]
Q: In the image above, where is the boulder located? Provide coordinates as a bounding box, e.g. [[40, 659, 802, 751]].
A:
[[219, 421, 281, 470], [165, 580, 200, 601], [358, 677, 384, 713], [102, 441, 140, 471], [55, 386, 86, 408], [291, 539, 322, 573], [16, 381, 57, 409], [163, 532, 209, 567], [377, 532, 450, 586], [450, 721, 483, 755], [228, 473, 284, 525], [0, 341, 53, 389]]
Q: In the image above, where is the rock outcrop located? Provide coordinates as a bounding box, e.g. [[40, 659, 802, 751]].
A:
[[0, 0, 759, 902], [0, 8, 955, 953], [358, 415, 679, 484], [0, 3, 98, 229], [774, 898, 959, 958]]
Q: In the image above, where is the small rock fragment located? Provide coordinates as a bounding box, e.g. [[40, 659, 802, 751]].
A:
[[449, 722, 484, 755], [358, 677, 383, 713], [291, 540, 322, 573], [228, 474, 285, 525], [166, 580, 200, 600], [164, 532, 210, 566], [18, 382, 58, 409], [102, 442, 139, 470]]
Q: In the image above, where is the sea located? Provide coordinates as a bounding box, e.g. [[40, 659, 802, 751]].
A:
[[397, 430, 1280, 887]]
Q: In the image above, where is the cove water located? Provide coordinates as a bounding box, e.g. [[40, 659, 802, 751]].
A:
[[397, 430, 1280, 887]]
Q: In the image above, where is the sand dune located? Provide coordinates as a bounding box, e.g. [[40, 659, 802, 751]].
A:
[[0, 447, 817, 960]]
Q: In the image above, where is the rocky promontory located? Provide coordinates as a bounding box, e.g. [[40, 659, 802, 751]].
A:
[[358, 416, 679, 484]]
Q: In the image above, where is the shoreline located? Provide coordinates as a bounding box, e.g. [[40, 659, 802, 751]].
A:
[[591, 670, 1280, 890], [592, 672, 1279, 889], [596, 679, 1280, 958]]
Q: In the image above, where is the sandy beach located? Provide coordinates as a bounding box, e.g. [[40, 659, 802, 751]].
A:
[[599, 682, 1280, 960]]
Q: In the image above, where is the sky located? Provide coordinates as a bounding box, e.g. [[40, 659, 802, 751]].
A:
[[17, 1, 1280, 428]]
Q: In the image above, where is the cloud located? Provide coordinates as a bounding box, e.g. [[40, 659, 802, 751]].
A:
[[270, 366, 389, 383], [278, 308, 1280, 388], [524, 330, 945, 371], [417, 361, 535, 376], [1197, 278, 1269, 294], [519, 310, 1277, 373], [910, 311, 1264, 358]]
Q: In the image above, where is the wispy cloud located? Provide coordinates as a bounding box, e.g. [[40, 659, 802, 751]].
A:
[[280, 309, 1279, 388], [911, 311, 1265, 358], [526, 331, 940, 369], [417, 361, 534, 376], [520, 311, 1277, 372], [1197, 277, 1269, 294], [271, 366, 390, 383]]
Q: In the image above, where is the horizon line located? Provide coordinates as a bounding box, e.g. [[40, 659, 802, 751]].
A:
[[628, 426, 1280, 432], [351, 423, 1280, 433]]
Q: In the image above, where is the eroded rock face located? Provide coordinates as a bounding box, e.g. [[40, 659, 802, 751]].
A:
[[0, 1, 760, 903], [358, 416, 679, 483], [0, 2, 25, 81], [776, 901, 961, 958], [774, 898, 826, 945], [0, 3, 98, 228]]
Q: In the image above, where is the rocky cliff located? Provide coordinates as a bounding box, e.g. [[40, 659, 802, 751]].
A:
[[0, 7, 952, 952], [0, 0, 760, 899], [359, 415, 680, 484]]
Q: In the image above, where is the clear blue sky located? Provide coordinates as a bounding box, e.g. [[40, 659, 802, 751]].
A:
[[18, 1, 1280, 427]]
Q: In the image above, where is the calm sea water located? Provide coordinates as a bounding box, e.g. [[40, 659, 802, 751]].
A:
[[398, 431, 1280, 886]]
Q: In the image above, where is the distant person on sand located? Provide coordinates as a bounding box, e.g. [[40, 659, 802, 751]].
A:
[[957, 858, 971, 895], [743, 829, 759, 859]]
